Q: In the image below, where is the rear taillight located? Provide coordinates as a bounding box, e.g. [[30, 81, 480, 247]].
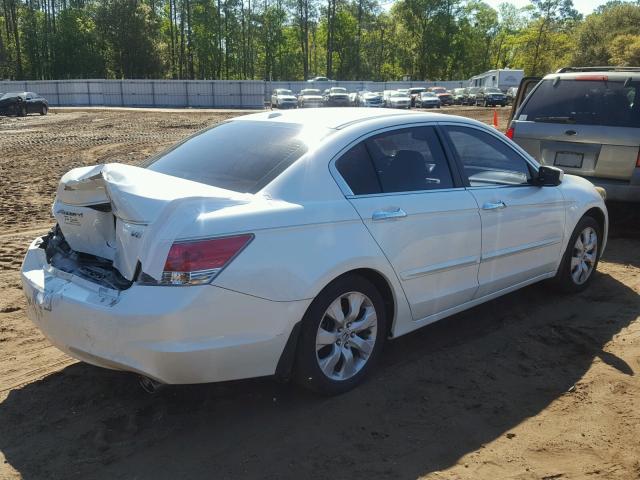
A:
[[505, 125, 514, 139], [636, 149, 640, 168], [142, 234, 253, 286]]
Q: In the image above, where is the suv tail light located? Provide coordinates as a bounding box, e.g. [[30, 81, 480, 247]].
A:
[[505, 125, 514, 139], [140, 234, 254, 286], [636, 149, 640, 168]]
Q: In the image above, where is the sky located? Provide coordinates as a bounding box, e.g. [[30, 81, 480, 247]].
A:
[[484, 0, 607, 15]]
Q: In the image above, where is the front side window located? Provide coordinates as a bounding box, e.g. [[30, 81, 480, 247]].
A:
[[143, 121, 329, 193], [444, 126, 532, 187], [520, 78, 639, 128]]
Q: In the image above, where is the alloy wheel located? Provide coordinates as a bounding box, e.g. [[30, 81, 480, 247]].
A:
[[571, 226, 598, 285], [315, 291, 378, 381]]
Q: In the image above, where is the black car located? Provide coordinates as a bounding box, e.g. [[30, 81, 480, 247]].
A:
[[0, 91, 49, 116], [323, 87, 350, 106], [475, 87, 507, 107]]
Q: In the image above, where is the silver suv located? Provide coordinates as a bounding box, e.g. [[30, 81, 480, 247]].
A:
[[509, 67, 640, 202]]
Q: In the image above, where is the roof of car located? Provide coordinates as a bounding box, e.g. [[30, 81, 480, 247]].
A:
[[235, 107, 475, 130]]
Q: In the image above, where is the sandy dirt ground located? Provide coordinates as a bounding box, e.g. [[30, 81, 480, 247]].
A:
[[0, 107, 638, 480]]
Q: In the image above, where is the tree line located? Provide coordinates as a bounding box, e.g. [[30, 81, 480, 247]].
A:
[[0, 0, 639, 81]]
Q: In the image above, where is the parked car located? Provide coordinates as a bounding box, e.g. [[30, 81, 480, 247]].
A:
[[323, 87, 350, 106], [307, 76, 331, 82], [383, 90, 411, 109], [348, 92, 358, 105], [475, 87, 507, 107], [355, 90, 384, 107], [297, 88, 324, 108], [271, 89, 298, 109], [427, 87, 453, 106], [414, 91, 441, 109], [21, 108, 608, 395], [506, 86, 518, 105], [408, 87, 426, 107], [0, 91, 48, 116], [452, 88, 466, 105], [509, 66, 640, 203], [465, 86, 481, 106]]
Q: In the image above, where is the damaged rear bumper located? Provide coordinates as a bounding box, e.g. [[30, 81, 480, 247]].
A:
[[21, 238, 310, 384]]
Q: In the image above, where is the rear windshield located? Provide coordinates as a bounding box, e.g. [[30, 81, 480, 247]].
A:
[[143, 121, 327, 193], [520, 78, 639, 128]]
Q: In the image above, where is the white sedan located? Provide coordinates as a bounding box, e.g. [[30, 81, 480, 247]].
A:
[[21, 108, 608, 395]]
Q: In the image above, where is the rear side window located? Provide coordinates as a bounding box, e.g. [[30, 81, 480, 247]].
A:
[[335, 127, 454, 195], [335, 143, 381, 195], [520, 79, 639, 128], [369, 127, 453, 193], [143, 121, 326, 193]]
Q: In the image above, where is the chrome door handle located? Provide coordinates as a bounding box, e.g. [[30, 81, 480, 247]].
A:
[[372, 208, 407, 221], [482, 201, 506, 211]]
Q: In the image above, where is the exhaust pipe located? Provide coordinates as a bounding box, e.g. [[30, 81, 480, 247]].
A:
[[139, 375, 165, 394]]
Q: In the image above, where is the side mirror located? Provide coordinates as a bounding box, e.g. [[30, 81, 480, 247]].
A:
[[535, 165, 563, 186]]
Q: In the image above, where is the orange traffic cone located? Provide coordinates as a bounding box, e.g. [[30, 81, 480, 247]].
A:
[[493, 109, 499, 128]]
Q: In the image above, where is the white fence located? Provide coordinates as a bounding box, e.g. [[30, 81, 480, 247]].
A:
[[0, 79, 466, 108]]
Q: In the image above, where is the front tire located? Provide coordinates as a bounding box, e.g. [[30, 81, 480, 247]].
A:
[[40, 104, 48, 116], [294, 274, 387, 395], [551, 215, 601, 293]]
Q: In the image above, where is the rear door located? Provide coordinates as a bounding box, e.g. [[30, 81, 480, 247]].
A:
[[333, 125, 481, 321], [441, 123, 565, 298], [510, 76, 640, 181], [508, 77, 541, 123]]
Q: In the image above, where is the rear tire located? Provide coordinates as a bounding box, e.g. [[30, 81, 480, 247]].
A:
[[550, 215, 601, 293], [294, 274, 387, 395]]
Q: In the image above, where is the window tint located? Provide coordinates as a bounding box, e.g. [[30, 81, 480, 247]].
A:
[[365, 127, 454, 193], [335, 143, 381, 195], [143, 121, 328, 193], [520, 79, 639, 128], [444, 126, 532, 187]]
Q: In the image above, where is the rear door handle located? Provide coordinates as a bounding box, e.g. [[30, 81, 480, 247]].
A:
[[372, 208, 407, 221], [565, 129, 577, 136], [482, 201, 506, 211]]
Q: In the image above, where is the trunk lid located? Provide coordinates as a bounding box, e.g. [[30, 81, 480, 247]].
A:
[[53, 163, 252, 281]]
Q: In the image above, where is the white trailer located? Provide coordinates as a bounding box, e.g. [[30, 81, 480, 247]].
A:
[[468, 69, 524, 91]]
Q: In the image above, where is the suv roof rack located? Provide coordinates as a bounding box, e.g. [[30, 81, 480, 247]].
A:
[[556, 66, 640, 73]]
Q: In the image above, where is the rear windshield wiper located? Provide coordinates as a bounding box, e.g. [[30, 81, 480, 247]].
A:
[[534, 116, 576, 124]]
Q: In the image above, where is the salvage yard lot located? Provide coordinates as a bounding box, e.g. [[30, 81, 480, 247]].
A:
[[0, 108, 638, 479]]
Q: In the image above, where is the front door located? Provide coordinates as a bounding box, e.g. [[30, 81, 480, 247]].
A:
[[334, 125, 482, 321], [441, 124, 566, 298]]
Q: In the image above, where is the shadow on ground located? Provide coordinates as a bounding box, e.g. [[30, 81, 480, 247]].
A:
[[1, 256, 637, 479]]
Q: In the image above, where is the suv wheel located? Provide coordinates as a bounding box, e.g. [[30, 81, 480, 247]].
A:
[[295, 274, 387, 395]]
